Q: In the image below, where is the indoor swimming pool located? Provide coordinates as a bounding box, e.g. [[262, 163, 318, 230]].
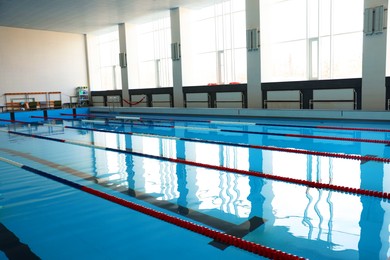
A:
[[0, 108, 389, 259]]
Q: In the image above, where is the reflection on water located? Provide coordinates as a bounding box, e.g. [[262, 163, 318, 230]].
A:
[[57, 122, 390, 259]]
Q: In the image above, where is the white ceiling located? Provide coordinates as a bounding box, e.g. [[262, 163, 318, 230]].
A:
[[0, 0, 212, 34]]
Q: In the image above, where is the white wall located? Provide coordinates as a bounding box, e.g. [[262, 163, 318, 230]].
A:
[[0, 26, 88, 106]]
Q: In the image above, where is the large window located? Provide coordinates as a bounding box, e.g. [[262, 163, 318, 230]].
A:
[[261, 0, 364, 82], [386, 9, 390, 77], [190, 0, 247, 85], [136, 17, 173, 88], [88, 29, 122, 91]]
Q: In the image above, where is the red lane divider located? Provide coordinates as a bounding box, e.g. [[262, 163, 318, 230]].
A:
[[0, 118, 42, 124], [317, 125, 390, 132], [31, 116, 78, 121], [64, 113, 390, 133], [61, 113, 103, 118], [5, 117, 390, 164], [60, 113, 390, 145], [65, 125, 390, 164], [82, 186, 305, 259], [171, 158, 390, 201], [221, 128, 390, 145], [285, 133, 390, 145], [250, 145, 390, 164], [4, 128, 390, 201], [0, 156, 305, 259]]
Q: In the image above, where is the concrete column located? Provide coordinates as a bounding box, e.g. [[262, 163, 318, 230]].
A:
[[246, 0, 262, 108], [170, 8, 184, 107], [118, 23, 130, 106], [362, 0, 388, 110]]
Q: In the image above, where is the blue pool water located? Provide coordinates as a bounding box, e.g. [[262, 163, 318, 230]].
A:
[[0, 109, 389, 259]]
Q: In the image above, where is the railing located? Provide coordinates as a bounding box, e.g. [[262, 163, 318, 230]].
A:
[[91, 85, 247, 108], [130, 87, 173, 107], [262, 78, 362, 110], [309, 89, 357, 109], [263, 91, 303, 109], [183, 84, 247, 108], [4, 91, 62, 111], [90, 90, 122, 107], [90, 79, 363, 110], [90, 88, 173, 108]]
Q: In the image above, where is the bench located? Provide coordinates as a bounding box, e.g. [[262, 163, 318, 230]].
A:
[[6, 102, 22, 111], [5, 100, 62, 111]]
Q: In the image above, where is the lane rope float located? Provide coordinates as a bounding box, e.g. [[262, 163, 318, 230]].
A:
[[75, 116, 390, 145], [62, 113, 390, 133], [0, 156, 305, 260], [0, 118, 42, 125], [29, 115, 390, 145], [57, 124, 390, 164], [1, 128, 389, 201], [30, 116, 78, 121]]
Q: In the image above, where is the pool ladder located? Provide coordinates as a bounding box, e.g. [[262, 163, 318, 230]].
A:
[[108, 102, 117, 112]]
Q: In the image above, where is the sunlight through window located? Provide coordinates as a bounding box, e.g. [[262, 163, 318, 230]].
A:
[[189, 0, 246, 85], [261, 0, 363, 81], [136, 17, 173, 88]]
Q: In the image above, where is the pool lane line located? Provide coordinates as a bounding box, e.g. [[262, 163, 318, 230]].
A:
[[75, 116, 390, 145], [63, 113, 390, 133], [61, 114, 143, 121], [0, 118, 43, 125], [1, 128, 390, 201], [0, 156, 304, 260], [0, 147, 264, 250], [31, 115, 175, 129], [61, 113, 256, 126], [58, 124, 390, 164], [33, 115, 390, 145], [221, 129, 390, 145], [96, 121, 390, 145], [30, 115, 79, 121]]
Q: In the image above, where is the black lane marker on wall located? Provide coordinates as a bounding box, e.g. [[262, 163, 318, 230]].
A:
[[209, 216, 265, 250], [0, 223, 40, 260], [0, 148, 265, 250], [360, 155, 378, 164]]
